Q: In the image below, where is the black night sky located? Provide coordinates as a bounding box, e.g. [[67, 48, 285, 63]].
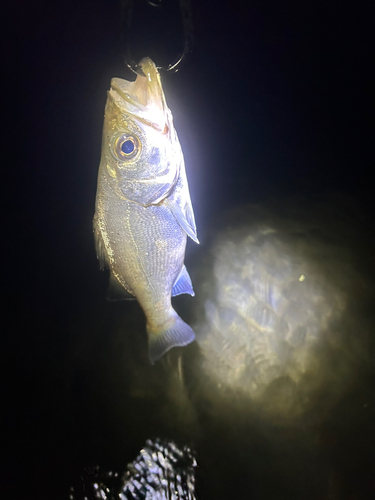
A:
[[3, 1, 375, 499]]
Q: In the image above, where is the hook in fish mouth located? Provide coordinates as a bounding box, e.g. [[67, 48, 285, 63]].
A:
[[130, 62, 146, 77], [125, 54, 188, 75], [110, 58, 169, 134], [121, 0, 193, 75]]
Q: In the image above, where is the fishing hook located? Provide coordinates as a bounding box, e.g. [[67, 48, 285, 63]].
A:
[[120, 0, 194, 75]]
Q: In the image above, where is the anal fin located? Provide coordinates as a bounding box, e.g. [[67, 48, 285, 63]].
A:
[[107, 273, 135, 301], [172, 266, 195, 297]]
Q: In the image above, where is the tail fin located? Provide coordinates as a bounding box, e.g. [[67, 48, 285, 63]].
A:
[[147, 314, 195, 364]]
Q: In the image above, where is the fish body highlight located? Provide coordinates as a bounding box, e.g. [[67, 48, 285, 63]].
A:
[[93, 58, 198, 363]]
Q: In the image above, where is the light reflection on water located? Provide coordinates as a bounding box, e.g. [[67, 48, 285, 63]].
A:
[[70, 194, 375, 499], [194, 195, 372, 421], [70, 439, 197, 500]]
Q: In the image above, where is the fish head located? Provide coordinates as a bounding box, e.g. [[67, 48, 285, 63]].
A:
[[101, 57, 183, 206]]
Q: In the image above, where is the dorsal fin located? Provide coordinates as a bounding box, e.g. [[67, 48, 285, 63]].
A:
[[93, 216, 108, 270]]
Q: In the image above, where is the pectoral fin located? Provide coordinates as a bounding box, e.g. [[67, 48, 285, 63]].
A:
[[165, 198, 199, 244], [107, 273, 135, 301], [172, 266, 195, 297]]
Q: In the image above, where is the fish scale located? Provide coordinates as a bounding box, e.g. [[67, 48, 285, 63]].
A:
[[94, 57, 198, 363], [100, 194, 187, 324]]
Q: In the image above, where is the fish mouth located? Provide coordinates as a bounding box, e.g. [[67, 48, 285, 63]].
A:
[[110, 57, 168, 133]]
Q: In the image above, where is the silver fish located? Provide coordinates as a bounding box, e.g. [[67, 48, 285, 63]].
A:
[[93, 57, 198, 363]]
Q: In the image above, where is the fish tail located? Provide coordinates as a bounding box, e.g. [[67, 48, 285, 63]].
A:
[[147, 314, 195, 364]]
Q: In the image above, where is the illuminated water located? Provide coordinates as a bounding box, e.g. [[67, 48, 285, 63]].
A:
[[70, 439, 196, 500], [64, 194, 375, 500]]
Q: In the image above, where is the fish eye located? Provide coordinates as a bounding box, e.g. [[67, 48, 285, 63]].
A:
[[114, 133, 140, 161]]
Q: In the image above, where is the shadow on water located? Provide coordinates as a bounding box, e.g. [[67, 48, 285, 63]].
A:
[[63, 193, 375, 500]]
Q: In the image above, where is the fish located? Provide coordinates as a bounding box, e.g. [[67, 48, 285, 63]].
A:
[[93, 57, 198, 364]]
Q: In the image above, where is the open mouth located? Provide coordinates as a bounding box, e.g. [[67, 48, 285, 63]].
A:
[[110, 57, 168, 133]]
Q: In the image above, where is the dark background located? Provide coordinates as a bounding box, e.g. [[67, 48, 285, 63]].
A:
[[3, 0, 374, 499]]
